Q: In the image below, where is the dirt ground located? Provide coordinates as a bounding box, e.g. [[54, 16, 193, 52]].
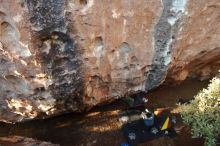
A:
[[0, 79, 219, 146]]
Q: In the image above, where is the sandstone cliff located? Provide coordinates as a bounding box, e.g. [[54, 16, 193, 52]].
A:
[[0, 0, 219, 122]]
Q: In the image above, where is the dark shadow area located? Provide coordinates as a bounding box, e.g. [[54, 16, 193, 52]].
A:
[[0, 79, 212, 146]]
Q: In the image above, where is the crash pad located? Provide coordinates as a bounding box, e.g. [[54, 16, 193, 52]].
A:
[[118, 109, 176, 146]]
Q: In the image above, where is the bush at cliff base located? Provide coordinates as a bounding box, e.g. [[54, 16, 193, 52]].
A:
[[179, 77, 220, 146]]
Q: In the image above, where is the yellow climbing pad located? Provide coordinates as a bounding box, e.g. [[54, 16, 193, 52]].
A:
[[154, 110, 159, 116], [161, 117, 169, 130]]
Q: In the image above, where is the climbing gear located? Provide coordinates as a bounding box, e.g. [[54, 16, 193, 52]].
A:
[[128, 132, 136, 140], [161, 117, 170, 131], [142, 111, 154, 126], [150, 127, 159, 134], [119, 108, 177, 146]]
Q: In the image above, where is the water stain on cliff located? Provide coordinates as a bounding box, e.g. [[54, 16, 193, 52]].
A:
[[145, 0, 187, 91], [26, 0, 85, 112]]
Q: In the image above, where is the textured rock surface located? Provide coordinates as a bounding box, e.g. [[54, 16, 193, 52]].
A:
[[167, 0, 220, 81], [0, 0, 219, 122], [0, 136, 59, 146], [71, 0, 163, 105]]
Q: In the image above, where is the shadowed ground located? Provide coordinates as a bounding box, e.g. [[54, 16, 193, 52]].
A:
[[0, 79, 217, 146]]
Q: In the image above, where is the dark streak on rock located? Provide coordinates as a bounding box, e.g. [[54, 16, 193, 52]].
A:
[[26, 0, 65, 32], [26, 0, 85, 112]]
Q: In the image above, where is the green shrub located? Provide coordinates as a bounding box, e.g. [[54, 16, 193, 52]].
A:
[[179, 77, 220, 146]]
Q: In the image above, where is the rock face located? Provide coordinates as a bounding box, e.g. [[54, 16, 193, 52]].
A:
[[0, 0, 219, 122], [0, 136, 59, 146], [167, 0, 220, 81]]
